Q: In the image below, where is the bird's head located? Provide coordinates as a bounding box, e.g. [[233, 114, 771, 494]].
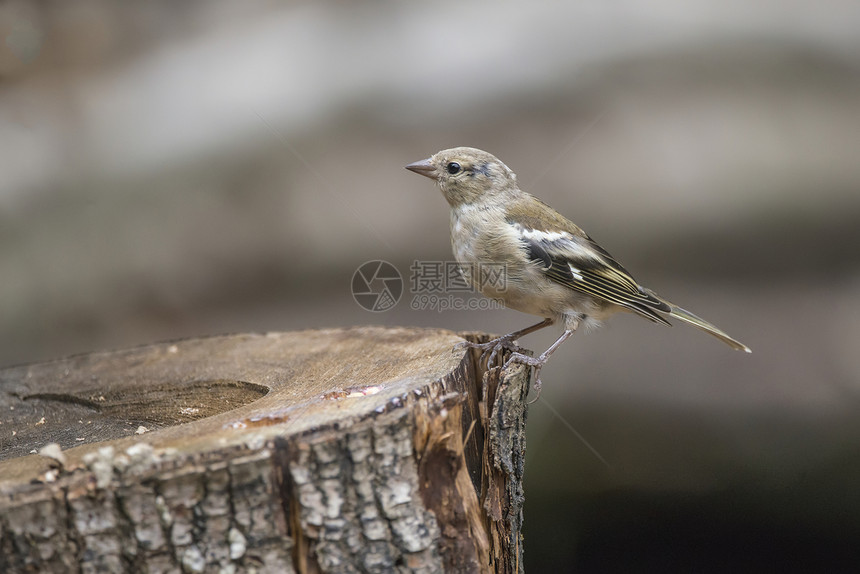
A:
[[405, 147, 517, 207]]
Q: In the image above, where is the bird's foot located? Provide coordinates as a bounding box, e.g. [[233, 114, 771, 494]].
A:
[[504, 351, 548, 404], [456, 335, 527, 368], [503, 351, 547, 370]]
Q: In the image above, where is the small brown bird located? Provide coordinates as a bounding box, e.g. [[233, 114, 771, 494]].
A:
[[406, 147, 750, 400]]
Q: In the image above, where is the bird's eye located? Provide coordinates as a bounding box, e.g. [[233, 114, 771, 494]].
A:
[[446, 162, 461, 175]]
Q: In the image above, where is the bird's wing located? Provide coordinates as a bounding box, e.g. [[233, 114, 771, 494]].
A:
[[507, 211, 672, 325]]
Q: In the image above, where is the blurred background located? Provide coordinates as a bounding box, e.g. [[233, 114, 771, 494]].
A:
[[2, 0, 860, 570]]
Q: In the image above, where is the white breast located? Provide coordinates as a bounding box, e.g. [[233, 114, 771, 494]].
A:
[[450, 209, 480, 265]]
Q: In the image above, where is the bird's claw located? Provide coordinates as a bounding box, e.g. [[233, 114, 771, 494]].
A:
[[459, 337, 552, 404], [456, 336, 526, 368], [504, 352, 547, 404], [503, 352, 546, 370]]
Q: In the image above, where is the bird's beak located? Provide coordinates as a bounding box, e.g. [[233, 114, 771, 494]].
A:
[[405, 158, 437, 179]]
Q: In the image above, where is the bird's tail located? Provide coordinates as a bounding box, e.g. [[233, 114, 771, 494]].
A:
[[665, 301, 751, 353], [638, 287, 750, 352]]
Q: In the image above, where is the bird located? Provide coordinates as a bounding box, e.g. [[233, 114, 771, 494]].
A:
[[405, 146, 750, 400]]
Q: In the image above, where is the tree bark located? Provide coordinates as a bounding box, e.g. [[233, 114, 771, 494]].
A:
[[0, 327, 530, 573]]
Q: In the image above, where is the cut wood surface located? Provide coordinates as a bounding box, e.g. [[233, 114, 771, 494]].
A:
[[0, 327, 531, 573]]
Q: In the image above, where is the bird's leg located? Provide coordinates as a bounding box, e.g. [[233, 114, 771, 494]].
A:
[[457, 318, 554, 367], [505, 328, 574, 404]]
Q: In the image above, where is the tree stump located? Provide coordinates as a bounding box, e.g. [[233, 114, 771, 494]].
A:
[[0, 327, 531, 573]]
